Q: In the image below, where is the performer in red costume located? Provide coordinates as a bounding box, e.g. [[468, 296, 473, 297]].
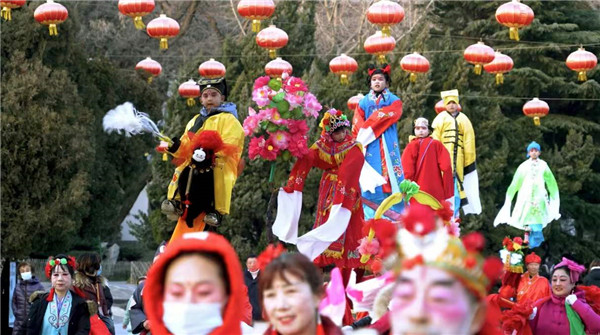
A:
[[401, 117, 454, 203], [273, 109, 365, 270], [517, 252, 550, 303]]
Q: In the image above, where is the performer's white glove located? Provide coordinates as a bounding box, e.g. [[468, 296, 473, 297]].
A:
[[528, 307, 537, 320], [566, 294, 578, 305]]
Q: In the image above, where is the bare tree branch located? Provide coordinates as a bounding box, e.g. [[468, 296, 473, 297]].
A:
[[230, 0, 247, 36]]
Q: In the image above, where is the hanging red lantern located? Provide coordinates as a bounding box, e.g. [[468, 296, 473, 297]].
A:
[[34, 0, 68, 36], [366, 0, 404, 37], [400, 52, 430, 82], [265, 57, 293, 79], [329, 54, 358, 85], [483, 51, 514, 85], [464, 41, 495, 75], [237, 0, 275, 33], [178, 79, 200, 107], [118, 0, 155, 30], [256, 25, 288, 59], [495, 0, 534, 41], [347, 94, 364, 112], [198, 58, 226, 79], [135, 57, 162, 83], [364, 31, 396, 64], [146, 14, 180, 50], [435, 99, 462, 114], [1, 0, 25, 21], [566, 47, 597, 82], [522, 98, 549, 126]]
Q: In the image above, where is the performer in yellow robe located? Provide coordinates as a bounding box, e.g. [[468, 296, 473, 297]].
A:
[[432, 89, 481, 217], [165, 77, 244, 242]]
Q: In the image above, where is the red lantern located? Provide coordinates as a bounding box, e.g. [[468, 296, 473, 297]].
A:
[[34, 0, 68, 36], [1, 0, 25, 21], [483, 51, 514, 85], [400, 52, 430, 82], [347, 94, 364, 112], [256, 25, 288, 59], [237, 0, 275, 33], [146, 14, 180, 50], [566, 47, 597, 82], [366, 0, 405, 37], [495, 0, 534, 41], [364, 31, 396, 64], [118, 0, 155, 30], [199, 58, 226, 79], [265, 57, 293, 79], [329, 54, 358, 85], [179, 79, 200, 107], [464, 41, 495, 75], [435, 100, 461, 114], [522, 98, 549, 126], [135, 57, 162, 83]]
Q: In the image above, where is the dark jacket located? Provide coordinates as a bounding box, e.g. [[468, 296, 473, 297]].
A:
[[584, 267, 600, 288], [129, 282, 149, 334], [12, 277, 45, 335], [73, 272, 113, 317], [26, 291, 90, 335], [244, 269, 262, 320]]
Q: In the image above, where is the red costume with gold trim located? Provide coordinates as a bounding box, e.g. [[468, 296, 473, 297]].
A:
[[517, 253, 550, 303], [282, 131, 365, 269]]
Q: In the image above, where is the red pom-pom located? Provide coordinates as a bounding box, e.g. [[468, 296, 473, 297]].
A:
[[502, 237, 512, 247], [464, 256, 478, 269], [402, 203, 436, 236], [461, 232, 485, 252], [257, 243, 287, 271], [363, 218, 397, 258], [370, 259, 383, 274], [358, 237, 380, 256], [499, 285, 516, 300], [483, 257, 504, 287], [502, 300, 534, 332], [513, 237, 523, 245]]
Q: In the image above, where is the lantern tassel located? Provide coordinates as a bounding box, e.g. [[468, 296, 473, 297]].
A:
[[186, 98, 196, 107], [578, 71, 587, 82], [474, 64, 482, 75], [268, 49, 276, 59], [133, 16, 145, 30], [49, 24, 58, 36], [147, 76, 153, 84], [533, 117, 540, 126], [1, 7, 11, 21], [410, 73, 417, 83], [162, 153, 168, 161], [509, 27, 520, 41], [382, 25, 391, 37], [377, 54, 387, 64], [160, 38, 168, 50], [495, 73, 504, 85], [340, 74, 349, 85], [252, 19, 261, 33]]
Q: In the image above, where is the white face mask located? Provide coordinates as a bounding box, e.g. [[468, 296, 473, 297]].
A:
[[21, 272, 32, 281], [162, 301, 224, 335]]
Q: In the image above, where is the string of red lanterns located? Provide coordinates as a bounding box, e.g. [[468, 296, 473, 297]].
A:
[[237, 0, 275, 33], [400, 52, 430, 82], [34, 0, 68, 36], [265, 57, 293, 79], [135, 57, 162, 83], [366, 0, 404, 37], [146, 14, 180, 50], [329, 54, 358, 85], [256, 25, 288, 59], [522, 98, 549, 126], [483, 51, 514, 85], [178, 79, 201, 106], [199, 58, 227, 79]]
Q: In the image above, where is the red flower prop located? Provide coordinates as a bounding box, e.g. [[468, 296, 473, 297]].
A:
[[502, 300, 534, 333], [362, 218, 397, 258], [514, 237, 523, 245], [257, 243, 287, 271], [483, 257, 504, 290], [579, 285, 600, 315]]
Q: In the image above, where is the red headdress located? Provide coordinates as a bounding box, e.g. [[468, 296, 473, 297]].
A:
[[524, 252, 541, 265], [257, 243, 287, 271], [44, 255, 84, 301]]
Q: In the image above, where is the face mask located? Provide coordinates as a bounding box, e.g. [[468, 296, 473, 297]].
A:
[[97, 265, 102, 276], [162, 301, 223, 335], [21, 272, 32, 281]]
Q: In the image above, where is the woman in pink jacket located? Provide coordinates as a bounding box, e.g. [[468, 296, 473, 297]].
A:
[[529, 257, 600, 334]]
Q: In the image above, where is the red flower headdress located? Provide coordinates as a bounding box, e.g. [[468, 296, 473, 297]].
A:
[[44, 255, 77, 279]]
